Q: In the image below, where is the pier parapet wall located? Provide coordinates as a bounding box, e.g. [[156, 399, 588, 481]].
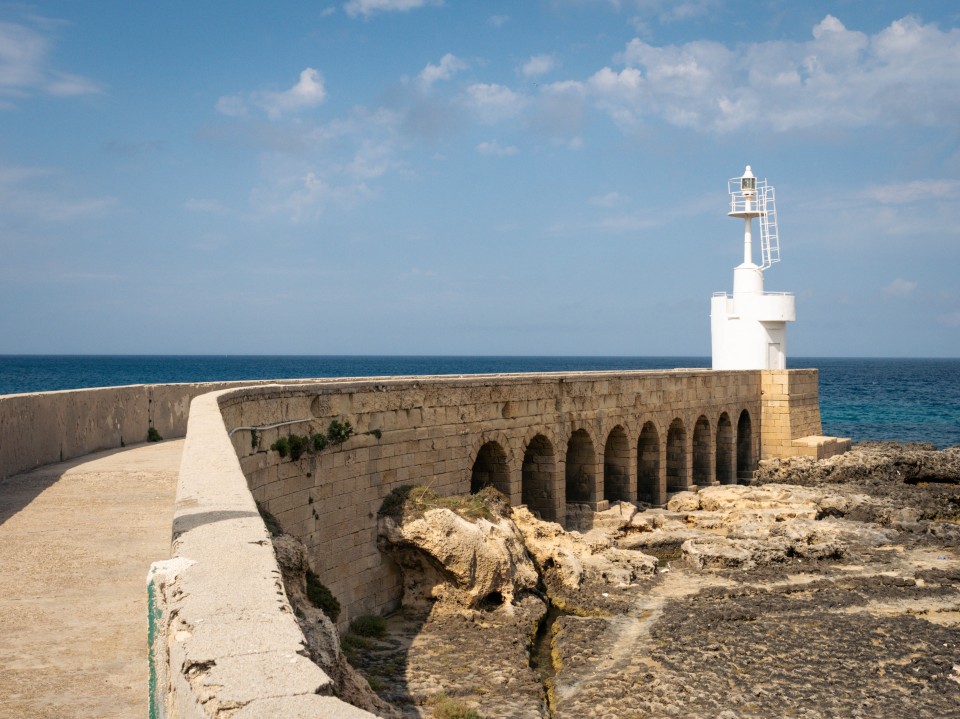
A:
[[0, 368, 832, 718], [217, 369, 783, 624]]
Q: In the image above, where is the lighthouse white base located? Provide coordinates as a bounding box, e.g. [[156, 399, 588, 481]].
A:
[[711, 291, 795, 370]]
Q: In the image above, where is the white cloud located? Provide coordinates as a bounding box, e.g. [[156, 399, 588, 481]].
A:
[[488, 15, 510, 28], [589, 191, 626, 207], [218, 68, 326, 120], [215, 95, 248, 117], [937, 311, 960, 328], [521, 54, 558, 78], [343, 0, 442, 18], [261, 68, 326, 118], [185, 198, 232, 215], [883, 278, 917, 298], [346, 138, 395, 178], [582, 14, 960, 133], [630, 0, 719, 24], [476, 140, 519, 157], [0, 163, 117, 221], [246, 107, 402, 222], [0, 20, 102, 102], [462, 83, 526, 123], [45, 72, 102, 97], [863, 179, 960, 205], [418, 53, 467, 90]]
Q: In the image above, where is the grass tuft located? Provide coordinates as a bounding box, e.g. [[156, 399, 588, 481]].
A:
[[349, 614, 387, 638], [427, 693, 483, 719], [255, 502, 282, 537], [378, 484, 505, 523], [305, 568, 340, 622]]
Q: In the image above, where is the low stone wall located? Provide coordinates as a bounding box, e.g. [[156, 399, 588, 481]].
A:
[[148, 387, 376, 719], [0, 379, 327, 482]]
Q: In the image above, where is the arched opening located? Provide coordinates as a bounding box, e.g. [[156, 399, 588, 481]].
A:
[[471, 441, 510, 496], [693, 415, 711, 487], [737, 410, 754, 482], [637, 422, 660, 504], [565, 429, 596, 505], [603, 425, 630, 503], [522, 434, 557, 523], [716, 412, 734, 484], [666, 418, 687, 493]]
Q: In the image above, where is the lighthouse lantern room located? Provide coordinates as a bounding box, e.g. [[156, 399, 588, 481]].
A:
[[711, 165, 795, 370]]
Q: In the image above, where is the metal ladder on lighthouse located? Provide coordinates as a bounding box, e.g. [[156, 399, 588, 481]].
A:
[[758, 183, 780, 271]]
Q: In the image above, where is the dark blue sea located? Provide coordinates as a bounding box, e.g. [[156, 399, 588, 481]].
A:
[[0, 356, 957, 448]]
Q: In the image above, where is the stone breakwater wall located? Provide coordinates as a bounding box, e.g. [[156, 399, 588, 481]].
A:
[[217, 369, 821, 627], [1, 369, 822, 718], [150, 387, 376, 719], [1, 382, 209, 481], [0, 379, 317, 482]]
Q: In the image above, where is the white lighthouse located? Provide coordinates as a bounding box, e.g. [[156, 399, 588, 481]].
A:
[[711, 165, 795, 370]]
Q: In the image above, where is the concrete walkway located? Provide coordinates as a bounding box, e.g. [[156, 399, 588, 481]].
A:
[[0, 440, 181, 719]]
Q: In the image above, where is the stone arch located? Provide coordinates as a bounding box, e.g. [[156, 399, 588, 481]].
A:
[[466, 430, 516, 497], [666, 418, 687, 493], [565, 428, 596, 505], [522, 434, 558, 523], [637, 421, 660, 504], [470, 441, 510, 497], [603, 425, 630, 503], [737, 409, 755, 482], [692, 415, 712, 487], [716, 412, 734, 484]]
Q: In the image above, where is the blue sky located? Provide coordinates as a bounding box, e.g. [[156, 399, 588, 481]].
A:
[[1, 0, 959, 357]]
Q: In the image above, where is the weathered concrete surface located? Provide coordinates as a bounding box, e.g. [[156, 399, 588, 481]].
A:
[[154, 390, 378, 718], [0, 440, 181, 719]]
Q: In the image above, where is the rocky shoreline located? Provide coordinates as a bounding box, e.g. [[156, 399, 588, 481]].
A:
[[274, 442, 960, 718]]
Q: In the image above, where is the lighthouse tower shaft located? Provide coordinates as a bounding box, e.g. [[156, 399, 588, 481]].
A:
[[711, 166, 795, 370]]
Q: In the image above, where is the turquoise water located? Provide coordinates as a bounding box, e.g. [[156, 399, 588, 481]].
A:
[[801, 357, 960, 449], [0, 356, 957, 448]]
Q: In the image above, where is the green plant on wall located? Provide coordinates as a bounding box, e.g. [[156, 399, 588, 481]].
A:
[[326, 419, 354, 446], [270, 436, 290, 458], [266, 418, 379, 462], [147, 427, 162, 442], [288, 434, 308, 461]]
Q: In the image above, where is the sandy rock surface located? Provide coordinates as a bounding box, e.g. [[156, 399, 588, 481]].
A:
[[378, 506, 538, 609]]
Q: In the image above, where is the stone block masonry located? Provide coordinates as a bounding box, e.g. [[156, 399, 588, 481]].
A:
[[0, 368, 835, 717], [216, 369, 826, 627], [760, 370, 849, 459]]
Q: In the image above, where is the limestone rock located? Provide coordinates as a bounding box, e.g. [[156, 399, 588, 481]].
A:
[[666, 492, 700, 512], [512, 506, 657, 590], [377, 507, 538, 609], [271, 534, 396, 718], [682, 536, 785, 570], [756, 442, 960, 488]]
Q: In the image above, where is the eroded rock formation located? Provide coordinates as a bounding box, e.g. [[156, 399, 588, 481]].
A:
[[377, 487, 538, 610], [273, 442, 960, 718], [271, 533, 398, 718], [360, 444, 960, 718]]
